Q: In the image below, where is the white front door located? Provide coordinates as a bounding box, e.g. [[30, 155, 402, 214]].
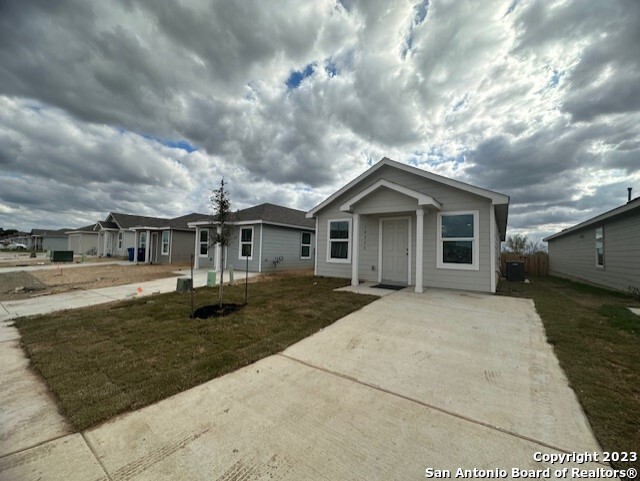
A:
[[382, 219, 409, 284]]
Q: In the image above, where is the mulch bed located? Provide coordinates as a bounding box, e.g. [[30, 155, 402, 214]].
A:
[[193, 303, 243, 319]]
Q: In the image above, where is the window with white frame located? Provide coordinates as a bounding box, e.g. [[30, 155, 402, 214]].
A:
[[239, 227, 253, 259], [437, 211, 479, 270], [140, 232, 146, 249], [595, 226, 604, 267], [199, 229, 208, 256], [301, 232, 312, 259], [327, 219, 351, 263], [118, 232, 123, 249], [161, 231, 170, 255]]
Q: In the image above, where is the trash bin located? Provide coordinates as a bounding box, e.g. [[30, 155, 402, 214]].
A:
[[506, 261, 525, 282], [127, 247, 135, 262]]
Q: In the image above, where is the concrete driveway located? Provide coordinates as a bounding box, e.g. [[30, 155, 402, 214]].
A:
[[1, 289, 606, 480]]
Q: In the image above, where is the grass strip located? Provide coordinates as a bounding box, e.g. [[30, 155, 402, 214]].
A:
[[16, 276, 376, 431]]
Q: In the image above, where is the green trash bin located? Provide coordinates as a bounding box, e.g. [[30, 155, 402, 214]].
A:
[[207, 270, 217, 287]]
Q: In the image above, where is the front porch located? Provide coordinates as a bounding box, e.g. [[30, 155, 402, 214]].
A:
[[339, 179, 442, 293]]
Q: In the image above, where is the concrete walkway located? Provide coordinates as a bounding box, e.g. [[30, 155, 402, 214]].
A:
[[0, 270, 253, 322], [1, 289, 607, 480], [0, 259, 124, 274]]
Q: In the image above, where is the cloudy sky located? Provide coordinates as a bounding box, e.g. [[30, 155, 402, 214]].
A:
[[1, 0, 638, 240]]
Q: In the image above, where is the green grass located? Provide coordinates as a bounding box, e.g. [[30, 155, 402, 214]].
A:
[[16, 276, 376, 431], [498, 276, 640, 472]]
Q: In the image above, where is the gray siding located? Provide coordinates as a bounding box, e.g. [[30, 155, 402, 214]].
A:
[[315, 164, 493, 292], [260, 224, 315, 272], [68, 233, 98, 254], [227, 224, 262, 273], [170, 230, 195, 264], [43, 236, 69, 251], [196, 227, 216, 269], [548, 211, 640, 292]]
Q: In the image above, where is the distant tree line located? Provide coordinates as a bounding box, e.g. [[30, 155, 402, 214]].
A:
[[0, 228, 20, 239], [502, 234, 547, 255]]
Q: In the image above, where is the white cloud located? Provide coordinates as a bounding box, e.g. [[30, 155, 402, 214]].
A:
[[0, 0, 638, 238]]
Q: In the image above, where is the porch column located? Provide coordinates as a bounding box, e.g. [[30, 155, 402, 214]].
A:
[[194, 227, 200, 269], [133, 231, 138, 264], [144, 229, 151, 264], [415, 208, 424, 293], [103, 232, 108, 256], [351, 213, 359, 286]]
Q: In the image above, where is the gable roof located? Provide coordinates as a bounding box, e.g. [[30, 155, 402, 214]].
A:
[[307, 157, 509, 218], [66, 224, 99, 234], [544, 197, 640, 242], [108, 212, 168, 229], [30, 228, 70, 237], [189, 203, 314, 229]]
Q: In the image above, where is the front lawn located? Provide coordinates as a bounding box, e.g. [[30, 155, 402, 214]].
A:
[[499, 276, 640, 472], [16, 276, 376, 431]]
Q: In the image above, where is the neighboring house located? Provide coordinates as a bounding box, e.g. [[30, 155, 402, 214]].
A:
[[130, 213, 207, 264], [189, 203, 316, 273], [307, 157, 510, 293], [29, 228, 70, 251], [66, 224, 99, 255], [543, 193, 640, 293], [94, 213, 138, 257]]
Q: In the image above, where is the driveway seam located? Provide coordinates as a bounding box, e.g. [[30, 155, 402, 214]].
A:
[[278, 353, 609, 466], [0, 432, 73, 460], [81, 432, 114, 481]]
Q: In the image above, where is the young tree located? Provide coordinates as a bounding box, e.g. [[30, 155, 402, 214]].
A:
[[210, 179, 234, 308]]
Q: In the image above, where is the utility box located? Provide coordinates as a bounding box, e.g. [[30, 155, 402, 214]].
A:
[[506, 261, 525, 282], [207, 271, 216, 287], [176, 278, 192, 293], [50, 250, 74, 263]]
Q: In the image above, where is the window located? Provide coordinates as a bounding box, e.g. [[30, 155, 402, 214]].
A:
[[595, 227, 604, 267], [301, 232, 312, 259], [239, 227, 253, 260], [199, 229, 208, 256], [118, 232, 123, 249], [437, 211, 479, 270], [327, 219, 351, 263], [161, 231, 170, 255], [140, 232, 146, 249]]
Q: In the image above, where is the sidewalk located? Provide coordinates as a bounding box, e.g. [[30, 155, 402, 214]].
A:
[[0, 270, 256, 322], [0, 268, 258, 473], [0, 260, 125, 274]]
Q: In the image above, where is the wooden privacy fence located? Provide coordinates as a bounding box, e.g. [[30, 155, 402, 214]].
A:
[[500, 252, 549, 276]]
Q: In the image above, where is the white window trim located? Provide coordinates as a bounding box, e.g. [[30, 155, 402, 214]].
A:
[[326, 218, 351, 264], [436, 210, 479, 271], [199, 228, 209, 257], [595, 226, 604, 268], [118, 232, 123, 249], [161, 230, 170, 256], [300, 231, 312, 259], [239, 226, 254, 261]]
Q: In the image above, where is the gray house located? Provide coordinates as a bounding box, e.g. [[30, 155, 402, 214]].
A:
[[130, 213, 207, 264], [29, 228, 70, 251], [544, 194, 640, 293], [67, 224, 99, 254], [307, 158, 510, 293], [189, 203, 316, 273]]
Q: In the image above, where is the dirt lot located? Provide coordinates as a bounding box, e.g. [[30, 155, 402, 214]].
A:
[[0, 264, 189, 301]]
